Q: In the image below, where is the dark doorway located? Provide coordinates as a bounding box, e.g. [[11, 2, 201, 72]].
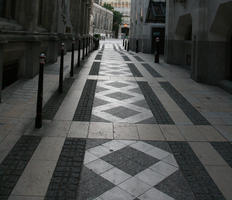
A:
[[0, 0, 5, 17], [122, 27, 129, 37], [231, 35, 232, 80], [151, 27, 165, 54], [2, 62, 19, 89]]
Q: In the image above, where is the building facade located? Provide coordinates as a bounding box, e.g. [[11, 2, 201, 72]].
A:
[[130, 0, 166, 53], [0, 0, 92, 102], [100, 0, 131, 38], [91, 3, 113, 37], [165, 0, 232, 87]]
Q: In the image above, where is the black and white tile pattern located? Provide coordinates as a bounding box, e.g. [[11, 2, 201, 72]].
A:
[[91, 80, 156, 123], [78, 139, 192, 200]]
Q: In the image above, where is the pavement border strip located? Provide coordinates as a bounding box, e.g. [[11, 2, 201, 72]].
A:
[[211, 142, 232, 168], [127, 63, 143, 77], [73, 80, 97, 121], [169, 141, 226, 200], [0, 136, 41, 199], [95, 54, 102, 61], [137, 81, 174, 124], [133, 55, 144, 62], [43, 78, 75, 120], [117, 44, 123, 51], [159, 81, 210, 125], [122, 55, 131, 61], [45, 138, 86, 200], [89, 62, 101, 76], [142, 63, 162, 78]]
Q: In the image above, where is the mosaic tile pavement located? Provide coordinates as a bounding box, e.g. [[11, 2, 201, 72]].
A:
[[91, 80, 156, 123], [77, 139, 223, 200]]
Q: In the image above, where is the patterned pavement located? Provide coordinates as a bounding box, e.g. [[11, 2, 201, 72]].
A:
[[0, 40, 232, 200]]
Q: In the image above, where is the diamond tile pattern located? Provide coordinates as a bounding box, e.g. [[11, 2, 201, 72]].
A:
[[99, 62, 132, 77], [91, 80, 155, 123], [104, 106, 140, 119], [78, 139, 182, 200]]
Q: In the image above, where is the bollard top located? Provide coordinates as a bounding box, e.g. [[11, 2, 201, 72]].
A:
[[61, 42, 65, 50], [40, 53, 46, 64], [155, 37, 160, 43]]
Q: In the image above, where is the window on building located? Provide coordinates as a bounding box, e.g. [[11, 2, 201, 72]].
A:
[[0, 0, 16, 19], [146, 0, 166, 23], [0, 0, 6, 17], [38, 0, 44, 25]]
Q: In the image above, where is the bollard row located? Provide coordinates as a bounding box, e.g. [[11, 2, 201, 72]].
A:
[[35, 35, 94, 129]]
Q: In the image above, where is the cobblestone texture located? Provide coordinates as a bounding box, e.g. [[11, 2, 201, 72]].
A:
[[89, 62, 101, 75], [128, 63, 143, 77], [0, 136, 41, 199], [169, 142, 225, 200], [138, 82, 174, 124], [160, 82, 210, 125], [95, 54, 102, 61], [73, 80, 97, 121], [142, 63, 162, 77], [43, 78, 75, 120], [45, 138, 86, 200], [211, 142, 232, 168]]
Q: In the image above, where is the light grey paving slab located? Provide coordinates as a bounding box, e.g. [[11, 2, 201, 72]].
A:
[[114, 123, 139, 140], [196, 125, 226, 141], [101, 167, 131, 185], [84, 151, 99, 164], [100, 187, 134, 200], [31, 137, 65, 161], [135, 168, 165, 186], [118, 177, 151, 197], [159, 125, 185, 141], [102, 140, 127, 151], [189, 142, 228, 166], [11, 160, 57, 196], [205, 165, 232, 200], [86, 159, 114, 174], [130, 141, 154, 153], [137, 124, 165, 141], [89, 122, 113, 139], [214, 125, 232, 141], [87, 145, 112, 158], [139, 188, 175, 200], [8, 196, 44, 200], [68, 121, 89, 138], [149, 161, 178, 177], [145, 146, 170, 160]]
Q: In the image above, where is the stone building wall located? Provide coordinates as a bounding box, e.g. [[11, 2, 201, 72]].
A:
[[0, 0, 92, 102], [165, 0, 232, 85], [91, 3, 113, 37], [130, 0, 166, 53]]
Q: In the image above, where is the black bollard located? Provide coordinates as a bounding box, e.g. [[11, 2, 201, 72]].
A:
[[78, 38, 81, 67], [82, 37, 85, 60], [127, 41, 129, 51], [59, 43, 64, 93], [86, 37, 88, 56], [136, 39, 139, 53], [35, 53, 46, 129], [155, 37, 160, 63], [70, 39, 75, 77]]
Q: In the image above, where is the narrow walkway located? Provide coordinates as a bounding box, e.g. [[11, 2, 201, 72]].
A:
[[1, 39, 232, 200]]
